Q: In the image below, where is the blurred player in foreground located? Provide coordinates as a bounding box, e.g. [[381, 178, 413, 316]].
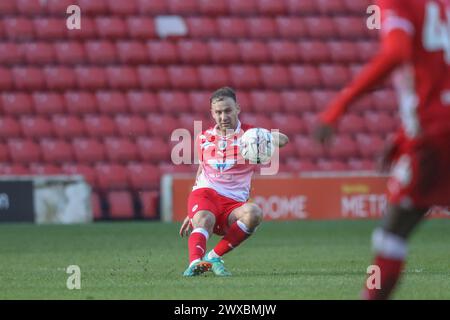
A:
[[314, 0, 450, 299], [179, 87, 289, 276]]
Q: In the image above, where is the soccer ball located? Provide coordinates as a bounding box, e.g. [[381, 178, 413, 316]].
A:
[[240, 128, 275, 164]]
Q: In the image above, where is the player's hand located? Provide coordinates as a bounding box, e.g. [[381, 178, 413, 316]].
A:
[[313, 123, 334, 146], [179, 216, 192, 238]]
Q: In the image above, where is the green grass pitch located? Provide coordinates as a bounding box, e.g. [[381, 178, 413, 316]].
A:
[[1, 219, 449, 300]]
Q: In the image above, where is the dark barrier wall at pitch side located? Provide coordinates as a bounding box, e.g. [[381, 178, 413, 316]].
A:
[[0, 181, 34, 222]]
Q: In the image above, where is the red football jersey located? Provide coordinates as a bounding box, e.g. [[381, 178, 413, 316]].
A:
[[378, 0, 450, 138]]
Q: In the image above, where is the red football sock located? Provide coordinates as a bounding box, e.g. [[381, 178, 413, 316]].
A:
[[213, 221, 251, 257], [188, 228, 208, 263], [363, 255, 404, 300]]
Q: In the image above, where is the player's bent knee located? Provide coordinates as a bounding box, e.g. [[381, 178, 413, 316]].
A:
[[191, 210, 216, 231], [241, 204, 263, 228]]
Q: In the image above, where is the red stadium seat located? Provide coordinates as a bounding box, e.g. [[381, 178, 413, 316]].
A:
[[238, 41, 270, 63], [246, 18, 277, 39], [0, 117, 21, 139], [101, 64, 138, 90], [355, 134, 385, 158], [285, 0, 318, 14], [167, 0, 198, 14], [85, 40, 117, 64], [40, 139, 74, 163], [334, 17, 368, 39], [126, 17, 156, 39], [115, 114, 148, 138], [107, 0, 137, 15], [158, 91, 190, 113], [67, 17, 97, 40], [178, 40, 210, 64], [96, 163, 129, 190], [286, 158, 319, 172], [190, 91, 211, 113], [229, 65, 261, 89], [1, 164, 30, 175], [280, 90, 314, 113], [0, 43, 23, 64], [275, 17, 307, 39], [96, 91, 129, 114], [317, 159, 348, 171], [53, 42, 86, 65], [107, 191, 135, 219], [186, 17, 218, 39], [208, 40, 240, 64], [289, 65, 321, 89], [311, 90, 339, 112], [147, 114, 180, 138], [343, 0, 371, 14], [72, 138, 106, 163], [217, 18, 248, 39], [239, 114, 273, 130], [20, 116, 53, 138], [364, 112, 398, 134], [84, 115, 117, 138], [347, 158, 376, 171], [250, 91, 283, 113], [298, 41, 331, 63], [75, 67, 107, 90], [12, 67, 45, 90], [236, 91, 252, 111], [268, 41, 299, 63], [227, 0, 257, 15], [95, 17, 127, 39], [260, 65, 291, 89], [294, 135, 325, 159], [272, 113, 304, 135], [198, 66, 230, 91], [159, 162, 197, 174], [304, 17, 336, 39], [8, 139, 41, 163], [139, 191, 159, 219], [43, 66, 77, 90], [52, 115, 85, 138], [337, 114, 366, 134], [257, 0, 286, 15], [22, 42, 55, 64], [137, 66, 170, 90], [1, 92, 33, 115], [65, 91, 98, 114], [127, 91, 159, 114], [136, 0, 167, 15], [319, 65, 351, 89], [116, 41, 148, 64], [62, 163, 97, 187], [104, 137, 139, 162], [127, 163, 160, 190], [198, 0, 228, 15], [168, 66, 200, 90], [372, 90, 398, 112], [137, 137, 171, 163], [47, 0, 82, 14], [0, 68, 13, 90], [33, 18, 66, 40], [356, 41, 379, 62], [3, 17, 34, 40], [351, 94, 374, 113], [0, 0, 16, 14], [327, 134, 358, 159], [29, 163, 62, 175], [147, 41, 178, 64], [177, 113, 211, 134], [91, 192, 103, 220], [328, 41, 359, 63], [316, 0, 346, 14]]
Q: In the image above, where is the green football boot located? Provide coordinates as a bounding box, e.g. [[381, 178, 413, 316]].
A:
[[204, 254, 232, 277], [183, 260, 212, 277]]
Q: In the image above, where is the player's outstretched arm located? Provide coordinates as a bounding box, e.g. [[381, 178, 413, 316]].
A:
[[271, 131, 289, 148]]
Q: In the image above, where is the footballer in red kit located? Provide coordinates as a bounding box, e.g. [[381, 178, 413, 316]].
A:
[[179, 87, 289, 277], [314, 0, 450, 299]]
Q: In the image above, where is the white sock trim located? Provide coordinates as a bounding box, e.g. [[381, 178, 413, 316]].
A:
[[207, 250, 220, 259], [189, 258, 201, 268], [237, 220, 252, 234], [192, 227, 209, 240], [372, 228, 408, 259]]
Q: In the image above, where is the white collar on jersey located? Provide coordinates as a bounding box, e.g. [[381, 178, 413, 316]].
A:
[[213, 120, 241, 138]]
